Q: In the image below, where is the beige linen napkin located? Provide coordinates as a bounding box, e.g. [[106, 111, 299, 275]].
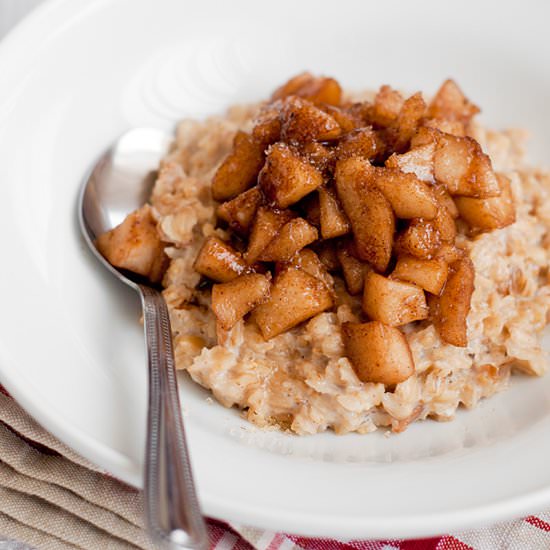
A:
[[0, 391, 153, 550]]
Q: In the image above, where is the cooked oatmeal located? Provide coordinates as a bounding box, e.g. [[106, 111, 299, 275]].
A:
[[101, 75, 550, 435]]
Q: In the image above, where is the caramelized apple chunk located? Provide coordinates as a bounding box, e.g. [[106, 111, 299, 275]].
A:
[[335, 158, 395, 272], [283, 248, 334, 291], [416, 128, 500, 198], [259, 142, 324, 208], [392, 256, 449, 295], [373, 167, 438, 219], [342, 321, 414, 385], [211, 131, 265, 201], [245, 206, 294, 264], [318, 186, 351, 239], [280, 96, 341, 142], [259, 218, 318, 262], [387, 92, 427, 152], [96, 204, 167, 284], [454, 174, 516, 231], [336, 127, 383, 161], [272, 72, 342, 106], [252, 268, 334, 339], [193, 236, 248, 282], [430, 257, 475, 347], [216, 186, 263, 235], [394, 218, 441, 259], [385, 143, 436, 183], [337, 241, 370, 295], [363, 272, 429, 326], [427, 79, 480, 127], [369, 85, 404, 127], [212, 273, 271, 330]]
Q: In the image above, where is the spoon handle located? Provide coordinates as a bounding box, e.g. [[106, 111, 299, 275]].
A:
[[139, 284, 208, 550]]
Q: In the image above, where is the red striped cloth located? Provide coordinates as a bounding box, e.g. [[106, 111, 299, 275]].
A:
[[217, 513, 550, 550]]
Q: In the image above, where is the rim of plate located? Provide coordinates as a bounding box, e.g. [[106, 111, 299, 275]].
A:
[[1, 0, 550, 539]]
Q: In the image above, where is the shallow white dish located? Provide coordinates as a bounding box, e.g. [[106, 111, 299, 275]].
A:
[[0, 0, 549, 539]]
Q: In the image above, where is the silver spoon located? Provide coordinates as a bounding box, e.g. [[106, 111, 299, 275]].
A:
[[78, 128, 208, 550]]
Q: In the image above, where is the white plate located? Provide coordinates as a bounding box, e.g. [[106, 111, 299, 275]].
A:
[[0, 0, 549, 539]]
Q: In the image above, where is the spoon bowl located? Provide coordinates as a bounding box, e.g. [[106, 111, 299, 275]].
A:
[[78, 128, 208, 550]]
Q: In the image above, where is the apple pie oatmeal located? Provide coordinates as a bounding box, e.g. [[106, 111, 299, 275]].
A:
[[97, 74, 550, 435]]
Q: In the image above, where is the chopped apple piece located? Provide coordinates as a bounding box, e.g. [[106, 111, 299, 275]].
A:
[[259, 218, 318, 262], [211, 131, 265, 201], [321, 104, 363, 132], [363, 272, 428, 326], [427, 79, 479, 127], [336, 127, 383, 161], [373, 167, 438, 219], [301, 142, 335, 174], [433, 184, 459, 218], [96, 204, 167, 284], [245, 206, 294, 264], [394, 218, 441, 259], [430, 258, 475, 347], [280, 96, 341, 142], [454, 174, 516, 231], [434, 244, 465, 264], [433, 202, 457, 244], [385, 143, 436, 183], [271, 72, 342, 106], [369, 85, 404, 127], [212, 273, 271, 330], [282, 248, 334, 291], [337, 241, 370, 295], [252, 109, 281, 147], [193, 236, 248, 282], [259, 142, 324, 208], [342, 321, 414, 385], [216, 186, 263, 235], [252, 268, 334, 339], [335, 158, 395, 272], [392, 256, 448, 295], [388, 92, 427, 152], [318, 187, 351, 239], [422, 117, 465, 137], [432, 130, 500, 198]]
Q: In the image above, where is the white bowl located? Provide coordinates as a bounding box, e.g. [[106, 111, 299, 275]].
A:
[[0, 0, 549, 539]]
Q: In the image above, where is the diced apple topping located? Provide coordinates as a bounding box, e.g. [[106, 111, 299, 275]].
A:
[[216, 186, 262, 235], [279, 96, 341, 142], [318, 187, 351, 239], [212, 273, 271, 330], [95, 204, 167, 284], [392, 256, 449, 295], [429, 258, 475, 347], [193, 236, 248, 282], [271, 72, 342, 106], [427, 79, 480, 128], [336, 241, 370, 296], [259, 218, 318, 262], [133, 74, 515, 379], [252, 268, 334, 339], [259, 142, 324, 208], [335, 157, 395, 272], [245, 207, 294, 264], [454, 174, 516, 231], [363, 272, 428, 326], [211, 131, 265, 201], [342, 321, 414, 385]]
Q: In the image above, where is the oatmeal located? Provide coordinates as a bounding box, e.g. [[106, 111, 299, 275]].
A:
[[98, 74, 550, 435]]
